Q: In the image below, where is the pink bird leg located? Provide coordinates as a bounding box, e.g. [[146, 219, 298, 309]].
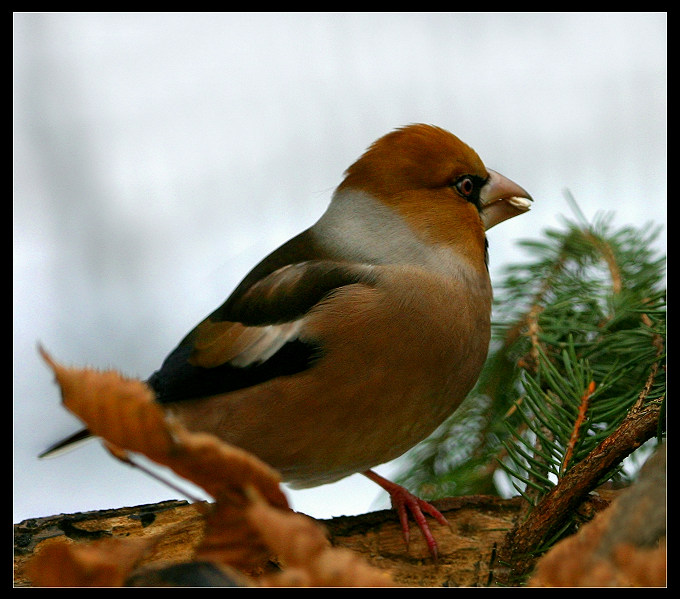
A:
[[363, 469, 450, 560]]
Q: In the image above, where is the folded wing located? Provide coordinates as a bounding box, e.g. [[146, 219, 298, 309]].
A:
[[149, 260, 377, 404]]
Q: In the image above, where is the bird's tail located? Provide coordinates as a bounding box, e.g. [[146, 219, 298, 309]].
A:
[[38, 428, 93, 459]]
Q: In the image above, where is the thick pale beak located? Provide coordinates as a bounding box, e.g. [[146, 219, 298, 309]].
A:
[[479, 169, 533, 230]]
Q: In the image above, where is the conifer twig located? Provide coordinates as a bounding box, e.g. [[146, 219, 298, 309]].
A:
[[493, 396, 663, 585], [560, 381, 595, 477]]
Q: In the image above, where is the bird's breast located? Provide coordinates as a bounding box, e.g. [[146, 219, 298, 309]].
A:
[[167, 265, 492, 488]]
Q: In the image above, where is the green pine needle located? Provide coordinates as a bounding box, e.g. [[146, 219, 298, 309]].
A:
[[395, 200, 666, 522]]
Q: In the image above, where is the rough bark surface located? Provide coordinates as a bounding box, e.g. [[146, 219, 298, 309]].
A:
[[16, 445, 665, 589], [14, 495, 524, 587]]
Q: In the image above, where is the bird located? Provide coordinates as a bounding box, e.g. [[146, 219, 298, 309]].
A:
[[41, 124, 532, 558]]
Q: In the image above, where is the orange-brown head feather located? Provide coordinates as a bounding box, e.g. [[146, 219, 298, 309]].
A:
[[338, 124, 490, 262]]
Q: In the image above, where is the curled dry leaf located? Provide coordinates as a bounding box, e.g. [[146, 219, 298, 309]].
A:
[[244, 486, 330, 565], [193, 483, 330, 575], [38, 347, 287, 510], [307, 546, 395, 587], [28, 537, 154, 587], [37, 348, 395, 586], [196, 496, 275, 572], [165, 427, 288, 510], [245, 488, 395, 587], [38, 346, 174, 460], [528, 523, 666, 587], [529, 445, 666, 587]]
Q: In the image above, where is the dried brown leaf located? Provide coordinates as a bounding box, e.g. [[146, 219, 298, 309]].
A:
[[529, 445, 666, 587], [165, 427, 288, 509], [38, 349, 394, 586], [245, 487, 330, 566], [28, 537, 153, 587], [39, 348, 287, 510], [307, 547, 395, 587], [245, 488, 395, 587], [258, 543, 395, 587], [195, 495, 275, 571], [39, 349, 291, 574], [39, 346, 174, 459]]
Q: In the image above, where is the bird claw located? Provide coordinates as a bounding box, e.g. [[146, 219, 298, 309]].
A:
[[363, 470, 449, 560]]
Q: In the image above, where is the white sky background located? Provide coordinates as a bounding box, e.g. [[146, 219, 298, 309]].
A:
[[14, 12, 666, 523]]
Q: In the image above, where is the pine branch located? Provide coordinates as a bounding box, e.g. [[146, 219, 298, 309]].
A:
[[494, 396, 663, 585], [394, 201, 666, 584]]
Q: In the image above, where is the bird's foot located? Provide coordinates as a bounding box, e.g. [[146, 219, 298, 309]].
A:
[[363, 469, 449, 560]]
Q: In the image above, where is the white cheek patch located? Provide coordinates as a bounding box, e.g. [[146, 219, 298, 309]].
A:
[[314, 189, 434, 265], [313, 188, 480, 279]]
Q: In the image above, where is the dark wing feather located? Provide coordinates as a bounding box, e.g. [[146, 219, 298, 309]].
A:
[[40, 232, 377, 455], [148, 336, 321, 404], [149, 254, 377, 404]]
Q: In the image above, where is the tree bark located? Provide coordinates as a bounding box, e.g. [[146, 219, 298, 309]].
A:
[[494, 400, 663, 585], [15, 441, 665, 587], [14, 495, 525, 587]]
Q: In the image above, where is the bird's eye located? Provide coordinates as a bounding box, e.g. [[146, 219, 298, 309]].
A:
[[454, 176, 475, 197]]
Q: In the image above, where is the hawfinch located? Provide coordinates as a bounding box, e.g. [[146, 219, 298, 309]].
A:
[[42, 124, 532, 558]]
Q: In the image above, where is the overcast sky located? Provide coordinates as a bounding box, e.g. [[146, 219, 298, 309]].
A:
[[14, 12, 666, 524]]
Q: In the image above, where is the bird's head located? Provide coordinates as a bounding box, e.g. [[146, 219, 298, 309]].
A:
[[337, 124, 532, 262]]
